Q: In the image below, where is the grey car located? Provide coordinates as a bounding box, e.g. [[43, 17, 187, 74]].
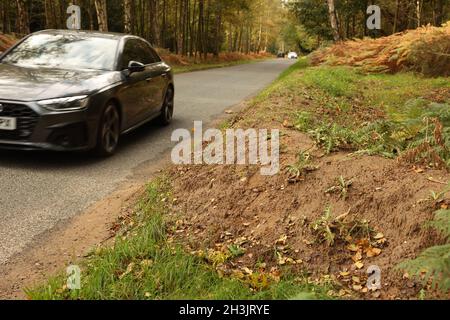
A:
[[0, 29, 174, 155]]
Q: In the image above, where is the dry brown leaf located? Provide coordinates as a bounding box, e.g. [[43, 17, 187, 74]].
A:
[[366, 247, 382, 258], [347, 244, 360, 252], [352, 251, 363, 262], [353, 284, 363, 291]]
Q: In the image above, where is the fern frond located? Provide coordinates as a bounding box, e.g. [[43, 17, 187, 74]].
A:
[[397, 244, 450, 292], [428, 209, 450, 239]]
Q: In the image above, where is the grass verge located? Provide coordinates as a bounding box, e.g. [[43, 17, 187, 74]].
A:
[[249, 58, 450, 168], [27, 177, 334, 300]]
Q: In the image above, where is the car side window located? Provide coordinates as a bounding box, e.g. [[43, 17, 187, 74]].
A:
[[121, 39, 159, 70], [148, 46, 162, 63]]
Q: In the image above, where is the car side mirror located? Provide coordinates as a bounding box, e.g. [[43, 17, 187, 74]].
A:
[[128, 61, 145, 74]]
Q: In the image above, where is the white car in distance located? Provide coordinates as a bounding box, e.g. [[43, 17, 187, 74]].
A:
[[287, 52, 298, 59]]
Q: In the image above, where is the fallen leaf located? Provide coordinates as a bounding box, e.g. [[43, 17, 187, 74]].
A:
[[347, 244, 360, 252], [276, 235, 288, 245], [352, 251, 363, 262], [353, 284, 363, 291], [374, 233, 385, 240], [338, 289, 347, 297], [242, 267, 253, 275], [366, 247, 382, 258], [414, 167, 424, 173], [354, 261, 364, 269], [140, 259, 153, 267], [282, 120, 293, 128]]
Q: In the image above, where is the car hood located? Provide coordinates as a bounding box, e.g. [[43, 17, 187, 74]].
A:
[[0, 63, 122, 102]]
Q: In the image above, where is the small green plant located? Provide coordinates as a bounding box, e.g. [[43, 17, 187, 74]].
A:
[[311, 207, 336, 246], [397, 209, 450, 293], [429, 181, 450, 202], [294, 111, 314, 131], [309, 123, 356, 154], [285, 150, 318, 183], [311, 207, 375, 246], [325, 176, 353, 200], [228, 244, 246, 258]]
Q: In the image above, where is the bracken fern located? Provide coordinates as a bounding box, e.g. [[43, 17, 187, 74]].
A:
[[397, 209, 450, 293]]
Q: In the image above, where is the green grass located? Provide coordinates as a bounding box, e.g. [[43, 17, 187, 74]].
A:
[[27, 177, 334, 300], [274, 64, 450, 164], [364, 73, 450, 114], [252, 57, 310, 104], [300, 66, 361, 97], [277, 57, 310, 80]]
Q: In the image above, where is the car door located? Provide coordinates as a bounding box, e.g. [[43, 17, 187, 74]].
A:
[[139, 43, 167, 119], [117, 39, 155, 128], [148, 46, 169, 110]]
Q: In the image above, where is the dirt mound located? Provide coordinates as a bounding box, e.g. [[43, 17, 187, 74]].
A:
[[167, 105, 450, 299], [311, 22, 450, 77]]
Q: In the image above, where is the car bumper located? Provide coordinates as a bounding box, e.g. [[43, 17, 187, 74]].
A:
[[0, 100, 98, 151]]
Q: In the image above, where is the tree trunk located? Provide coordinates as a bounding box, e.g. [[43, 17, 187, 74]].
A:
[[327, 0, 340, 41], [393, 0, 400, 33], [123, 0, 132, 33], [416, 0, 422, 27], [434, 0, 444, 26], [16, 0, 30, 35], [94, 0, 108, 32]]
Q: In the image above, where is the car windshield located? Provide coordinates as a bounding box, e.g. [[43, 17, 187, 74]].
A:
[[1, 34, 119, 71]]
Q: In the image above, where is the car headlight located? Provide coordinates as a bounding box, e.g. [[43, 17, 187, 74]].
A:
[[37, 95, 89, 111]]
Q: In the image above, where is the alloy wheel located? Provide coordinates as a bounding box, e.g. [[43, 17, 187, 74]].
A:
[[101, 104, 120, 154]]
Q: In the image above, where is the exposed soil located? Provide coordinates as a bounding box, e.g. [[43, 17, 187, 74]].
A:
[[0, 182, 145, 299], [167, 103, 450, 300]]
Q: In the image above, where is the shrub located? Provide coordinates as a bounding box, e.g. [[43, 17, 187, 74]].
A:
[[311, 22, 450, 77], [397, 209, 450, 293]]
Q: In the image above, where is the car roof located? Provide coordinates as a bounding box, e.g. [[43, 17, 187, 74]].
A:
[[33, 29, 129, 40]]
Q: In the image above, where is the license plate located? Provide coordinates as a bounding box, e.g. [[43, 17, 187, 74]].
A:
[[0, 117, 17, 130]]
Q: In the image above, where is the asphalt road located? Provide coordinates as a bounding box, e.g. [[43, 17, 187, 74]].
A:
[[0, 59, 294, 264]]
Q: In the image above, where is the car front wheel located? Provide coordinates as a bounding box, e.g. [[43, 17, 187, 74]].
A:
[[159, 87, 174, 125], [95, 103, 120, 156]]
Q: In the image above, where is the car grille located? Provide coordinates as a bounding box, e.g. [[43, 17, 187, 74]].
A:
[[0, 103, 39, 141]]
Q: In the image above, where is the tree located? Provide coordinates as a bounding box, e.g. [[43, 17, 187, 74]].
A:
[[16, 0, 30, 35], [94, 0, 108, 31], [326, 0, 340, 41], [123, 0, 132, 34]]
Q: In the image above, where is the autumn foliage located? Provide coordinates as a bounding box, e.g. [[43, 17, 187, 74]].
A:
[[158, 49, 272, 67], [0, 34, 16, 53], [311, 22, 450, 77]]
